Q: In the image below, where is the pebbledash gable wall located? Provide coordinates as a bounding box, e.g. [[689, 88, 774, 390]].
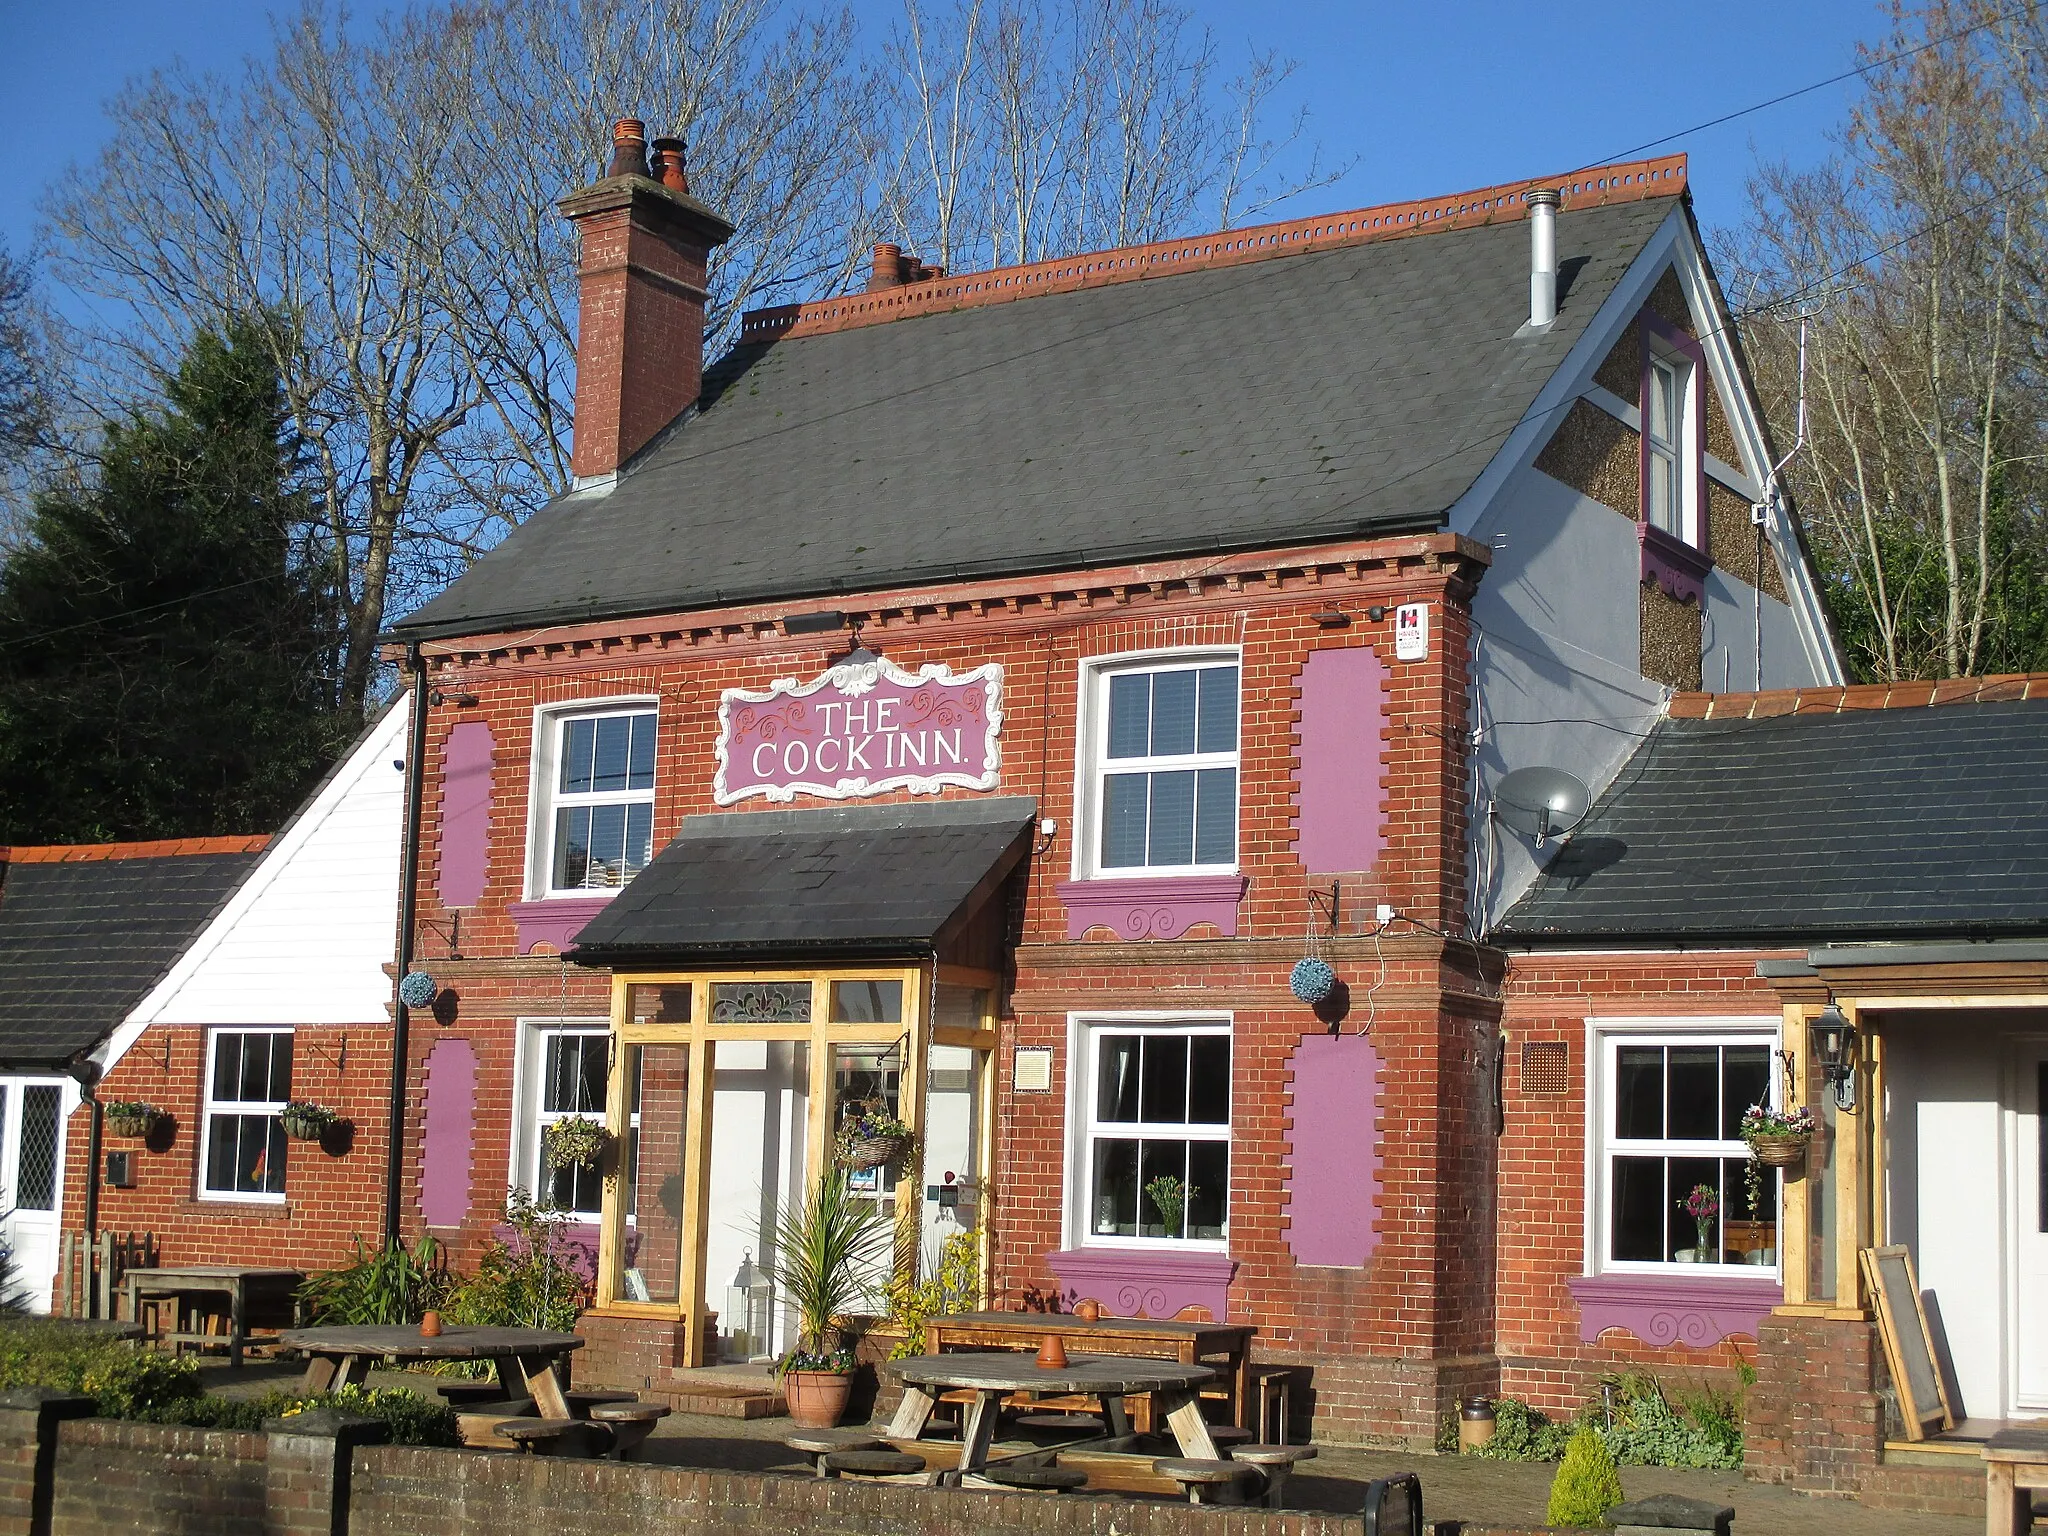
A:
[[401, 533, 1501, 1441]]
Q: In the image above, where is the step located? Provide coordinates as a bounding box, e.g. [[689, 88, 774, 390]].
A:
[[651, 1377, 787, 1419]]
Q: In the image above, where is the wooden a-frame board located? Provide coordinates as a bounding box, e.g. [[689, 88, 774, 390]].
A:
[[1859, 1245, 1955, 1441]]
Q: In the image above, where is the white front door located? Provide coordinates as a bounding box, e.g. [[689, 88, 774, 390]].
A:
[[2017, 1046, 2048, 1414], [0, 1080, 68, 1314]]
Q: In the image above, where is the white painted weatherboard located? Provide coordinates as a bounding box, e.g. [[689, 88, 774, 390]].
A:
[[97, 700, 409, 1072]]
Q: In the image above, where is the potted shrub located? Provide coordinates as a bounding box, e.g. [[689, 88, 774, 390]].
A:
[[541, 1115, 610, 1171], [760, 1169, 892, 1428], [279, 1101, 338, 1141], [834, 1100, 914, 1172], [103, 1100, 162, 1139]]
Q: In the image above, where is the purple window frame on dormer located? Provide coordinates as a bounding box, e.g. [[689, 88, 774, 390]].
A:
[[1638, 312, 1708, 556]]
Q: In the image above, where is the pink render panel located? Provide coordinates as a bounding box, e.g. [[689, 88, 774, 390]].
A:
[[1282, 1032, 1381, 1267], [437, 721, 495, 909], [418, 1036, 477, 1230], [1292, 647, 1385, 874]]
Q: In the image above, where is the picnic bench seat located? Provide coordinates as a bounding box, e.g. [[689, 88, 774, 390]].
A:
[[438, 1382, 518, 1408], [585, 1400, 669, 1460], [495, 1418, 612, 1457], [820, 1448, 928, 1481], [1153, 1456, 1262, 1504], [978, 1464, 1089, 1493], [566, 1388, 641, 1416], [784, 1428, 886, 1475], [1985, 1426, 2048, 1536], [1229, 1443, 1316, 1508]]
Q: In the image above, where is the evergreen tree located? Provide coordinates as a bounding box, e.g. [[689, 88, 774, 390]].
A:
[[0, 317, 352, 843]]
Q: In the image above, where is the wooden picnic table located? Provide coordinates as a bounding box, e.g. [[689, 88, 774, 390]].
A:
[[123, 1265, 303, 1368], [1983, 1424, 2048, 1536], [889, 1352, 1221, 1478], [923, 1310, 1255, 1431], [277, 1325, 584, 1421]]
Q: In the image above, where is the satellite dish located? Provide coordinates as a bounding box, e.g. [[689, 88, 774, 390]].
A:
[[1492, 766, 1590, 849]]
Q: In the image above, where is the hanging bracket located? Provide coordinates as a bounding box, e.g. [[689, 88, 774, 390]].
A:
[[1306, 881, 1340, 936]]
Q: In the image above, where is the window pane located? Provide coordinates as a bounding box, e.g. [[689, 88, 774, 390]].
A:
[[1614, 1047, 1663, 1139], [269, 1035, 294, 1102], [709, 982, 811, 1024], [1107, 674, 1151, 759], [624, 801, 653, 879], [1668, 1047, 1719, 1140], [1186, 1140, 1228, 1240], [1671, 1154, 1724, 1259], [554, 806, 592, 889], [1138, 1141, 1191, 1235], [1101, 774, 1148, 868], [1150, 671, 1198, 756], [1723, 1047, 1770, 1138], [208, 1114, 285, 1196], [1090, 1139, 1140, 1236], [627, 713, 656, 791], [627, 984, 691, 1024], [1138, 1035, 1190, 1124], [591, 714, 633, 792], [587, 803, 628, 883], [544, 1035, 605, 1114], [1147, 771, 1196, 865], [830, 980, 903, 1023], [16, 1087, 58, 1211], [547, 1156, 603, 1216], [1193, 768, 1236, 865], [212, 1035, 242, 1103], [1611, 1155, 1665, 1261], [1097, 1036, 1141, 1122], [239, 1034, 274, 1103], [1648, 453, 1679, 536], [1650, 361, 1676, 441], [560, 717, 596, 794], [1196, 667, 1238, 754], [1188, 1036, 1230, 1125]]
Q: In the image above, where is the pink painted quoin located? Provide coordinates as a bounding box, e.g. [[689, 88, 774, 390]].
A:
[[1292, 646, 1387, 875], [1282, 1033, 1381, 1267], [714, 656, 1003, 804]]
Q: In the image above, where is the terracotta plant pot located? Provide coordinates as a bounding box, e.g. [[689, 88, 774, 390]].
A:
[[783, 1369, 853, 1428], [1073, 1298, 1104, 1323], [1036, 1333, 1069, 1369], [419, 1311, 443, 1338]]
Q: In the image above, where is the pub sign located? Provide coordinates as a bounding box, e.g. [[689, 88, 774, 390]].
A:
[[714, 657, 1003, 805]]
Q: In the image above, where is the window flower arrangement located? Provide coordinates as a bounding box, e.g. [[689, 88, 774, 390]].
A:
[[279, 1101, 338, 1141], [102, 1100, 162, 1139], [834, 1101, 914, 1171], [541, 1115, 610, 1171], [1679, 1184, 1718, 1262]]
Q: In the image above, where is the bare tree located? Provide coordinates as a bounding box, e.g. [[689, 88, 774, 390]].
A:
[[874, 0, 1348, 275]]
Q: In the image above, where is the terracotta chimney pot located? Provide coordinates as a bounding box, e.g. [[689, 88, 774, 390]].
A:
[[651, 137, 689, 194], [869, 243, 904, 292], [609, 118, 650, 179]]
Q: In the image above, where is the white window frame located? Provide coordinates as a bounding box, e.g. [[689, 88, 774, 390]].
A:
[[1583, 1015, 1782, 1279], [525, 696, 660, 900], [1643, 345, 1699, 547], [511, 1018, 612, 1220], [1071, 648, 1242, 880], [1063, 1012, 1232, 1253], [199, 1028, 293, 1204]]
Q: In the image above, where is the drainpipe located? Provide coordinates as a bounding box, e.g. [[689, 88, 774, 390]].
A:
[[65, 1058, 103, 1317], [384, 645, 429, 1250], [1527, 188, 1561, 328]]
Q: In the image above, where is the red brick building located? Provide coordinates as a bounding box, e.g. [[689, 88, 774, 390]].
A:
[[370, 119, 1877, 1455]]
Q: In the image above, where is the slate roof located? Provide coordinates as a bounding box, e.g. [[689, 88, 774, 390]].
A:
[[569, 796, 1037, 963], [392, 195, 1681, 640], [1493, 700, 2048, 945], [0, 846, 265, 1069]]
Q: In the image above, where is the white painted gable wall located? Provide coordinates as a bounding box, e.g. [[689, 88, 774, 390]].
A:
[[96, 700, 409, 1072]]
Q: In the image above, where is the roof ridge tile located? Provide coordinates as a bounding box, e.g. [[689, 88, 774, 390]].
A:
[[2, 835, 270, 865], [1668, 673, 2048, 720]]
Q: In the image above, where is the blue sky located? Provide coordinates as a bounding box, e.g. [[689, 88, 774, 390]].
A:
[[0, 0, 1884, 263]]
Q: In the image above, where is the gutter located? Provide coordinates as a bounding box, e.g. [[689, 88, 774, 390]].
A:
[[384, 647, 429, 1250]]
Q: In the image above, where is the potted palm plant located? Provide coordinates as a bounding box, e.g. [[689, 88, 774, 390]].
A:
[[759, 1169, 892, 1428]]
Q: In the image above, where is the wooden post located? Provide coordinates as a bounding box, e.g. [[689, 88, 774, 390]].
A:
[[1779, 1005, 1812, 1307], [677, 1036, 716, 1367], [894, 964, 931, 1283], [1868, 1026, 1889, 1247], [1832, 1001, 1872, 1311]]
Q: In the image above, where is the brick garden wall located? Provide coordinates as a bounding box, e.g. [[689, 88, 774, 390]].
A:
[[49, 1418, 267, 1535]]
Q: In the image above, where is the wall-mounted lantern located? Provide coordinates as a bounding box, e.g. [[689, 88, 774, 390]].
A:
[[1810, 1002, 1858, 1111]]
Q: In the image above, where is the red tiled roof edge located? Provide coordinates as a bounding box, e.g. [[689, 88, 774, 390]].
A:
[[0, 835, 272, 864], [1667, 674, 2048, 720], [737, 153, 1690, 344]]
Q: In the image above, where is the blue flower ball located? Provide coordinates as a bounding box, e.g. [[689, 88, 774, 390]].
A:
[[1290, 957, 1336, 1004], [398, 971, 438, 1009]]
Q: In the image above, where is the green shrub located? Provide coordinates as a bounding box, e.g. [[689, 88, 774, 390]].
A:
[[300, 1236, 452, 1326], [445, 1196, 587, 1334], [131, 1385, 459, 1446], [1601, 1372, 1742, 1470], [0, 1320, 202, 1416], [878, 1230, 979, 1362], [1471, 1395, 1571, 1462], [1547, 1426, 1625, 1527]]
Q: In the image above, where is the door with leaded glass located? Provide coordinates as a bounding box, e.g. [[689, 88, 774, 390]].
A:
[[0, 1079, 68, 1312]]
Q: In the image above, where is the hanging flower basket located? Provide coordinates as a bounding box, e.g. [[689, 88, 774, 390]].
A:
[[103, 1101, 162, 1140], [279, 1101, 338, 1142], [542, 1115, 611, 1171], [1739, 1104, 1816, 1168], [834, 1102, 914, 1171], [398, 971, 439, 1009], [1290, 957, 1336, 1005], [1746, 1133, 1811, 1168]]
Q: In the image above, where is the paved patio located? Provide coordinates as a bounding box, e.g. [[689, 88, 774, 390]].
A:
[[207, 1360, 1986, 1535]]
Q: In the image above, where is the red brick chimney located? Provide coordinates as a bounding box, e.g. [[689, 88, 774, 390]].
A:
[[559, 119, 735, 481]]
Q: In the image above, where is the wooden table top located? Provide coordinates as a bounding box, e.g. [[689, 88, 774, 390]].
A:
[[278, 1325, 584, 1360], [931, 1311, 1250, 1340], [1985, 1426, 2048, 1460], [893, 1351, 1217, 1395], [130, 1266, 304, 1282]]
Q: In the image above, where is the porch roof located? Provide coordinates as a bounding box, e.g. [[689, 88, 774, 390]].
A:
[[1494, 698, 2048, 945], [567, 796, 1036, 965]]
